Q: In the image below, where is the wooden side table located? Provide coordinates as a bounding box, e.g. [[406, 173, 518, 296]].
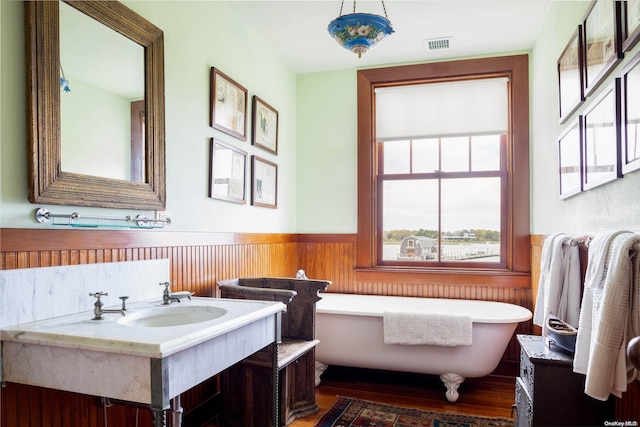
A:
[[514, 334, 615, 426]]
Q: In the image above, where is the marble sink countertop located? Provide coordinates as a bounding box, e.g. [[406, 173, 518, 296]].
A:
[[0, 297, 285, 359]]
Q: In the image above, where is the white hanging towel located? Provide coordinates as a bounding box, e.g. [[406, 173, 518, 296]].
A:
[[383, 311, 472, 346], [574, 231, 640, 400], [533, 233, 582, 333]]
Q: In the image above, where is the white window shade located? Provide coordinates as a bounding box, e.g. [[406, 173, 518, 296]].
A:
[[375, 78, 509, 141]]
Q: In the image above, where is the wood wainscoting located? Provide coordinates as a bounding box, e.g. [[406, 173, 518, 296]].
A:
[[2, 228, 529, 426]]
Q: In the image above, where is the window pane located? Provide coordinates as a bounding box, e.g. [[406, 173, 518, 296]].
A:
[[441, 137, 469, 171], [471, 135, 501, 171], [382, 180, 438, 261], [412, 138, 439, 173], [383, 140, 410, 174], [441, 178, 501, 262]]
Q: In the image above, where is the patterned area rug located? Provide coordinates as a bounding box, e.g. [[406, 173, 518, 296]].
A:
[[314, 396, 515, 427]]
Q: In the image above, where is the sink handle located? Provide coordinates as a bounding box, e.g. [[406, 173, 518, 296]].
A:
[[160, 281, 175, 305], [89, 291, 108, 301]]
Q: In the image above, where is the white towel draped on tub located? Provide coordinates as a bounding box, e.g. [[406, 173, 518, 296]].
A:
[[383, 311, 472, 346]]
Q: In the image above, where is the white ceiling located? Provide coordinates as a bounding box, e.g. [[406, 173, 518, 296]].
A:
[[225, 0, 553, 74]]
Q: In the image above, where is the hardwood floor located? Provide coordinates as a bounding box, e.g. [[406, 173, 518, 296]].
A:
[[290, 366, 516, 427]]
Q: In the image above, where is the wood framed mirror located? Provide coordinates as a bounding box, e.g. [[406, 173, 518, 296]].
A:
[[25, 1, 166, 210]]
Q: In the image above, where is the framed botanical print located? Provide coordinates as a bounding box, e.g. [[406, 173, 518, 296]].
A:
[[623, 0, 640, 51], [210, 68, 248, 141], [622, 51, 640, 173], [252, 96, 279, 154], [582, 78, 622, 190], [558, 26, 584, 123], [583, 0, 623, 96], [559, 116, 584, 199], [251, 156, 277, 208], [209, 138, 247, 203]]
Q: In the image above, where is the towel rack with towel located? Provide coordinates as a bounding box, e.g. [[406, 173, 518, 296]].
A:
[[562, 236, 592, 247]]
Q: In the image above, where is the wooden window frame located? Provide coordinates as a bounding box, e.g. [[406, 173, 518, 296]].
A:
[[356, 55, 531, 287]]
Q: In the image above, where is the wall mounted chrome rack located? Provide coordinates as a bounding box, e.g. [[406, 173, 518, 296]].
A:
[[34, 207, 171, 229]]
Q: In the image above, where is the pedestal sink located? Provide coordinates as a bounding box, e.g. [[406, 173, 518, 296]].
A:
[[0, 297, 286, 427]]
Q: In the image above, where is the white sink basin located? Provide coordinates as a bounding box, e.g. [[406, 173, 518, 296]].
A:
[[118, 305, 228, 327]]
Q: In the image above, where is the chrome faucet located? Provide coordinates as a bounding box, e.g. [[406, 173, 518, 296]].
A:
[[160, 282, 193, 305], [89, 292, 126, 320]]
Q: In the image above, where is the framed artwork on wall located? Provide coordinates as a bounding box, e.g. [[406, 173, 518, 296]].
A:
[[252, 96, 279, 154], [582, 78, 622, 190], [251, 156, 277, 208], [622, 51, 640, 173], [558, 26, 584, 123], [623, 0, 640, 51], [210, 68, 248, 141], [209, 138, 247, 204], [559, 116, 584, 199], [583, 0, 623, 96]]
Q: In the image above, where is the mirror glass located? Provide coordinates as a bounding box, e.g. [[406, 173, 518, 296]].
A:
[[26, 1, 166, 210], [60, 2, 145, 182]]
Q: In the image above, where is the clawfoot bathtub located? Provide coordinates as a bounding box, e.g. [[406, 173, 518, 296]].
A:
[[314, 293, 532, 402]]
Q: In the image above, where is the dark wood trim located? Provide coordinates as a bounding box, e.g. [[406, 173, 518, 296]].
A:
[[296, 234, 357, 243], [0, 229, 361, 252], [357, 70, 376, 271], [356, 55, 531, 275], [0, 228, 297, 252]]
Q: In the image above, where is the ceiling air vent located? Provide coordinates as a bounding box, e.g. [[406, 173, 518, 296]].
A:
[[424, 37, 452, 52]]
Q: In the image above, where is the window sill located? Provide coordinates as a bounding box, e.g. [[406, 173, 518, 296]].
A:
[[355, 267, 530, 288]]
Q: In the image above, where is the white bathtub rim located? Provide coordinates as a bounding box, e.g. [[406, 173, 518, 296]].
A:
[[317, 292, 532, 323]]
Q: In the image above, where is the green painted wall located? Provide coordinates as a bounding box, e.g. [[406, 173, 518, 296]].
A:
[[0, 1, 297, 232], [530, 1, 640, 234], [296, 70, 358, 233], [3, 1, 640, 236]]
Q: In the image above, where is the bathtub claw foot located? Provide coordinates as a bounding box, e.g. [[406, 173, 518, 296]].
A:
[[315, 362, 328, 386], [440, 373, 465, 402]]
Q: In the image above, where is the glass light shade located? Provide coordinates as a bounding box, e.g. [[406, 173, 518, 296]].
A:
[[327, 12, 394, 58]]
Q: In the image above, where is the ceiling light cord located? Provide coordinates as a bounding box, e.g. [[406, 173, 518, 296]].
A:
[[338, 0, 389, 19]]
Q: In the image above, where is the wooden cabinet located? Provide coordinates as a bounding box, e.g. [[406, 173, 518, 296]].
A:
[[218, 277, 330, 427], [515, 335, 614, 426]]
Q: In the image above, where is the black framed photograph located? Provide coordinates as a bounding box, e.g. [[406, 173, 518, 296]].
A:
[[210, 67, 248, 141], [583, 78, 622, 190], [559, 116, 584, 199], [252, 96, 279, 154], [209, 138, 247, 203], [623, 0, 640, 51], [583, 0, 623, 96], [251, 156, 277, 208], [622, 51, 640, 173], [558, 26, 584, 123]]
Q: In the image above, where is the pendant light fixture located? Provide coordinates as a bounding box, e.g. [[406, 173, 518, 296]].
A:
[[60, 64, 71, 92], [327, 0, 394, 58]]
